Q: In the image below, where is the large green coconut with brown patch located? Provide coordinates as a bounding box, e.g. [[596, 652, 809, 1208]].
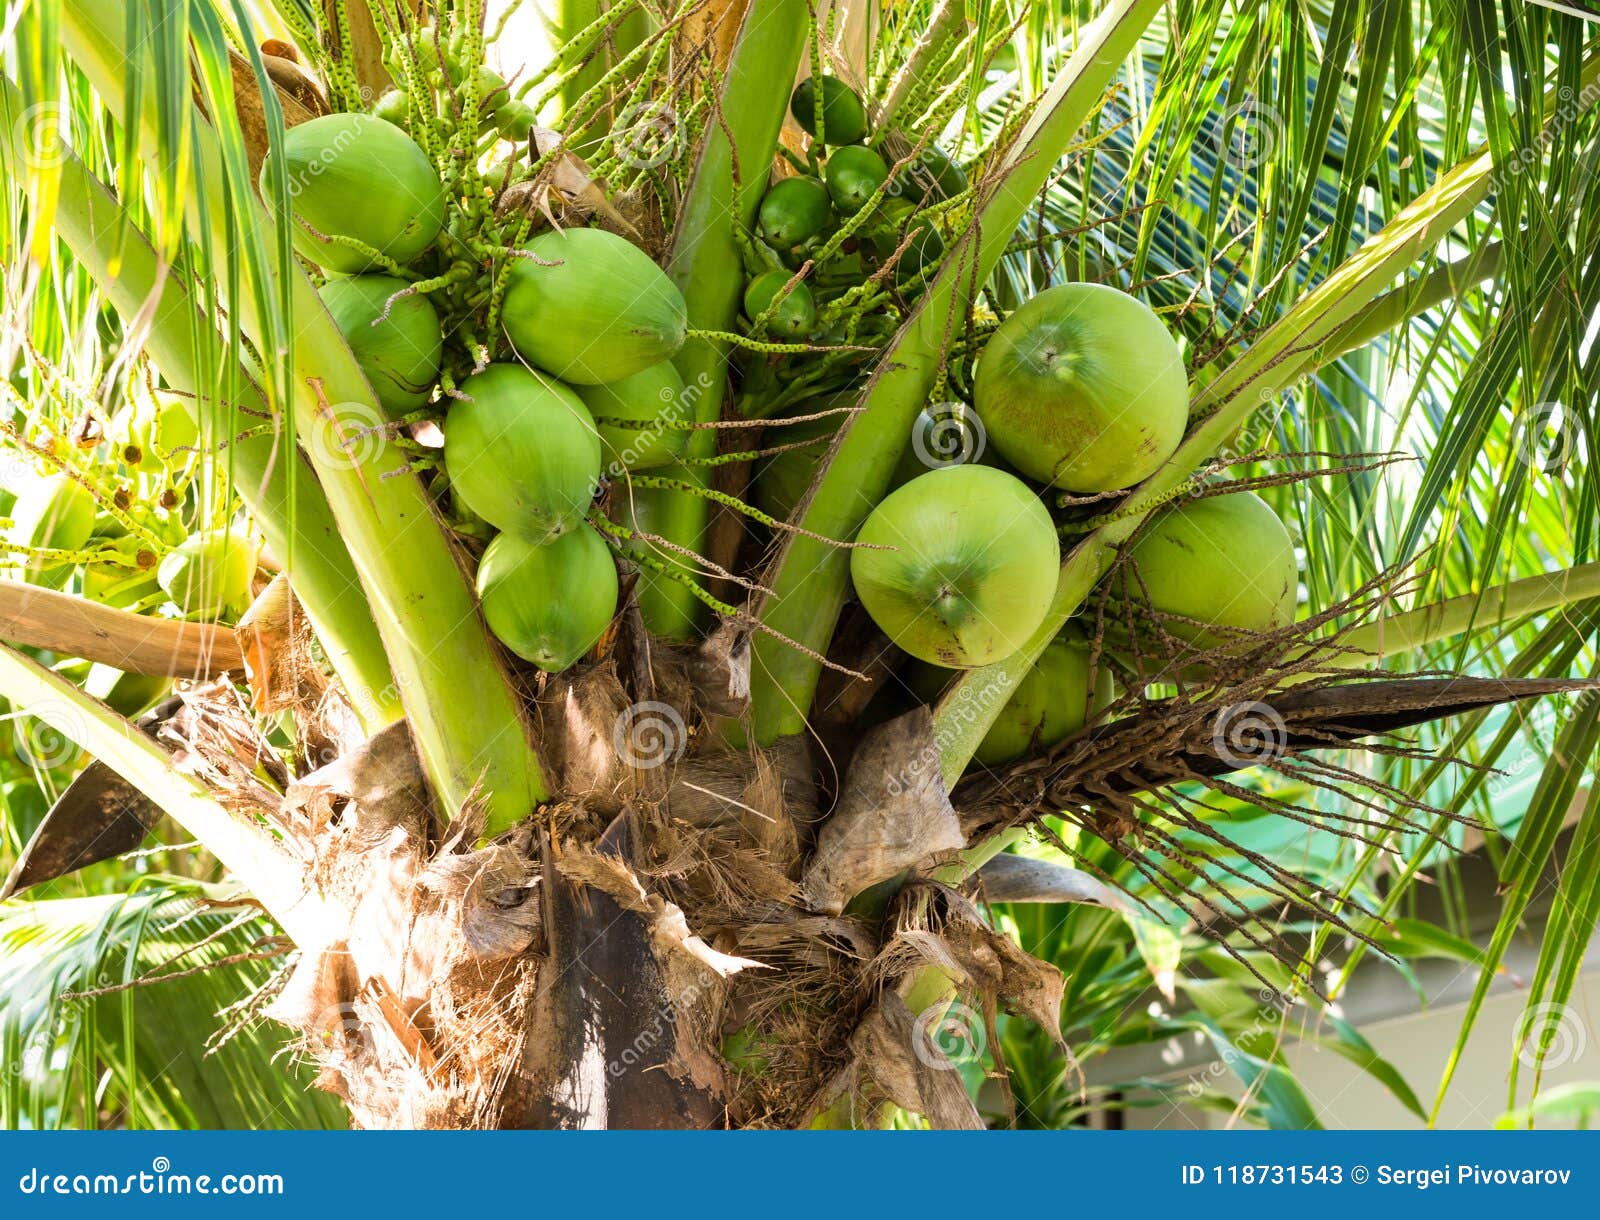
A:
[[1110, 490, 1298, 657]]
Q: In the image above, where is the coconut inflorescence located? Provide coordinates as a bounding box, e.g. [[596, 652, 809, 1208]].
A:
[[235, 28, 1303, 740]]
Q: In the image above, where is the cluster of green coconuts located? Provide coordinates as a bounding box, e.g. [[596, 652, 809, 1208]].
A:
[[259, 107, 689, 671], [742, 77, 963, 337], [848, 283, 1299, 769]]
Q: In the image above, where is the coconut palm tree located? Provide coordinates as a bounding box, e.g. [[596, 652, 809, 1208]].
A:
[[0, 0, 1596, 1129]]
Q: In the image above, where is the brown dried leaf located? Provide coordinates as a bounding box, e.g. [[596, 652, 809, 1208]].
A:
[[802, 707, 965, 914]]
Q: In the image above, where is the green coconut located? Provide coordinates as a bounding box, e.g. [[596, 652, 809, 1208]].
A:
[[575, 361, 690, 474], [371, 89, 410, 129], [1112, 490, 1298, 653], [907, 634, 1111, 766], [870, 212, 944, 287], [790, 76, 869, 146], [445, 364, 601, 542], [973, 283, 1188, 493], [761, 176, 838, 254], [825, 145, 889, 215], [7, 473, 96, 588], [477, 525, 618, 672], [319, 274, 443, 416], [502, 227, 688, 385], [259, 114, 444, 273], [892, 143, 967, 203], [851, 465, 1059, 668], [757, 176, 834, 252], [743, 271, 818, 338], [158, 528, 259, 618]]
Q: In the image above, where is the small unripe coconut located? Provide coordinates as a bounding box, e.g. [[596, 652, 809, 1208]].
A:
[[445, 364, 601, 542], [575, 361, 690, 474], [758, 177, 833, 251], [851, 465, 1059, 668], [974, 283, 1188, 492], [790, 77, 869, 146], [371, 90, 410, 129], [259, 113, 444, 273], [477, 526, 618, 672], [158, 528, 259, 618], [825, 145, 889, 215], [319, 274, 443, 416], [1111, 490, 1297, 655], [907, 633, 1113, 766], [502, 228, 687, 385], [743, 271, 817, 338]]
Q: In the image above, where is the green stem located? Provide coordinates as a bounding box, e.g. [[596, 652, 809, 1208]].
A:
[[749, 0, 1168, 744], [0, 79, 396, 726], [57, 0, 546, 830], [0, 642, 333, 947], [635, 0, 810, 639]]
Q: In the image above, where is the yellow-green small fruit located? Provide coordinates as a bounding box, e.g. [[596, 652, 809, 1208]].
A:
[[158, 528, 259, 618]]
